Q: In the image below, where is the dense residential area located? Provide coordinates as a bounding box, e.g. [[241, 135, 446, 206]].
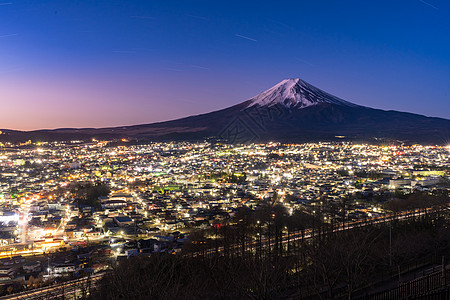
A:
[[0, 140, 448, 297]]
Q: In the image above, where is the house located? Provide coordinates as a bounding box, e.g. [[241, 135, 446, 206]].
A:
[[389, 179, 411, 189], [12, 255, 25, 264], [52, 263, 77, 274], [102, 200, 127, 209], [23, 261, 41, 273], [138, 238, 157, 252], [0, 265, 17, 276], [113, 216, 133, 227], [0, 274, 12, 282], [64, 229, 74, 239], [0, 258, 13, 266]]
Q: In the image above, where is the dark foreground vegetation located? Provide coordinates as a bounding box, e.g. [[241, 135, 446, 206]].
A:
[[91, 205, 449, 299]]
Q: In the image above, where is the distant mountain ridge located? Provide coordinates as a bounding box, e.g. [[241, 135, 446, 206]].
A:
[[2, 78, 450, 144]]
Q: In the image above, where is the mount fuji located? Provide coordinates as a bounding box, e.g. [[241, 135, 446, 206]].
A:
[[2, 78, 450, 144]]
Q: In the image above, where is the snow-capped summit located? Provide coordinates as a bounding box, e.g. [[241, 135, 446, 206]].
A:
[[246, 78, 357, 109]]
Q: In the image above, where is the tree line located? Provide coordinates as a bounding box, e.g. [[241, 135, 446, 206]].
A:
[[91, 202, 449, 299]]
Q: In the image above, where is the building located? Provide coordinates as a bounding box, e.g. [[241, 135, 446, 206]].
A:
[[113, 216, 134, 227]]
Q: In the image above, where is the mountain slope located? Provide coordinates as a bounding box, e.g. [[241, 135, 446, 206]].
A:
[[1, 78, 450, 144]]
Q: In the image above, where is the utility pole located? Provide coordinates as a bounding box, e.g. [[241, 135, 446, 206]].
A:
[[257, 220, 261, 259], [389, 221, 392, 267]]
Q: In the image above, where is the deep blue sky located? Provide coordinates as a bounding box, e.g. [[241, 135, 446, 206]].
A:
[[1, 0, 449, 130]]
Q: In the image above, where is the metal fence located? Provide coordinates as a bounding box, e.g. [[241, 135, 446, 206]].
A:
[[358, 268, 449, 300]]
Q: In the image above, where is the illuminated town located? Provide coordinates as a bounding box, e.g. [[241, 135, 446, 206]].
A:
[[2, 0, 450, 298], [0, 140, 448, 295]]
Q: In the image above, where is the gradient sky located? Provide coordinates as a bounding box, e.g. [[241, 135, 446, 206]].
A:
[[1, 0, 450, 130]]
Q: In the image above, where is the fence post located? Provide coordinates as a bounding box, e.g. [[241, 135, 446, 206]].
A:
[[442, 256, 445, 288]]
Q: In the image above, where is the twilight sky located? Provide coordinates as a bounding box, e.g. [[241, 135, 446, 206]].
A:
[[1, 0, 450, 130]]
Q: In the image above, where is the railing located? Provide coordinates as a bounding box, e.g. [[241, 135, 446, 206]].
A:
[[0, 272, 103, 300], [357, 268, 449, 300], [188, 205, 449, 258]]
